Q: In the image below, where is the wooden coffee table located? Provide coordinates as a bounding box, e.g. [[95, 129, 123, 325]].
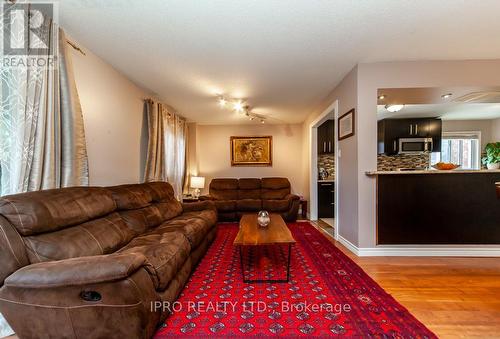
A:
[[234, 213, 296, 283]]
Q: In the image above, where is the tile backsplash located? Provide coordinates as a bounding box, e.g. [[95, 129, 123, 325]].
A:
[[318, 153, 335, 177], [377, 153, 430, 171]]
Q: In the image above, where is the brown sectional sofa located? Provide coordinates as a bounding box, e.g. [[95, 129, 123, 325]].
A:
[[200, 177, 300, 221], [0, 182, 217, 338]]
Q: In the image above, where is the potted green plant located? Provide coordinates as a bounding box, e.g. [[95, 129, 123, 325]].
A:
[[482, 142, 500, 170]]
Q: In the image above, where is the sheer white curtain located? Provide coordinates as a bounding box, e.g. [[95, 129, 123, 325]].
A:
[[144, 100, 186, 199], [0, 28, 89, 196]]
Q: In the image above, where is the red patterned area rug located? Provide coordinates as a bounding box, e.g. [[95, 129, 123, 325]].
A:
[[155, 222, 436, 338]]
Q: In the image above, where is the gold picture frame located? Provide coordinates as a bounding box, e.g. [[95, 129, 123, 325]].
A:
[[230, 136, 273, 166]]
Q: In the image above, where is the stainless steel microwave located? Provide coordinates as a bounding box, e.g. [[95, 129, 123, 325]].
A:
[[398, 137, 433, 154]]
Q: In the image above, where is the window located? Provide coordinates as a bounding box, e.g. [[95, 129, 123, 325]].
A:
[[431, 132, 481, 169]]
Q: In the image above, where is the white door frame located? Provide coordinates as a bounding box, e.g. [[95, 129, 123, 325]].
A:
[[309, 100, 339, 239]]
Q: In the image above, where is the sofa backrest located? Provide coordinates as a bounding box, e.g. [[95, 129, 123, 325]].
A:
[[207, 177, 291, 200], [209, 179, 239, 200], [261, 178, 291, 199], [108, 182, 183, 234], [238, 178, 261, 199], [0, 186, 134, 266]]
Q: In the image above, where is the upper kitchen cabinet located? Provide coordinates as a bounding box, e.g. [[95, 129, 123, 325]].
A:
[[378, 118, 442, 155], [318, 119, 334, 154]]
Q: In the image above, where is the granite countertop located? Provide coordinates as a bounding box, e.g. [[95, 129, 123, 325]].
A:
[[366, 169, 500, 176]]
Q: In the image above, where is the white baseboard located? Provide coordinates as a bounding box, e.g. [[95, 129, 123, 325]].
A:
[[337, 236, 500, 257], [337, 236, 360, 256]]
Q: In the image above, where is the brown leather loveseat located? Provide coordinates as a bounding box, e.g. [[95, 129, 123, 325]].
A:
[[200, 177, 300, 221], [0, 181, 216, 338]]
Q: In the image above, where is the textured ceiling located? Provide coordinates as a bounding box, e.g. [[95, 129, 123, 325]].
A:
[[60, 0, 500, 124]]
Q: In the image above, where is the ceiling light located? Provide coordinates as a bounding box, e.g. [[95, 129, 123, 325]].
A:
[[378, 95, 386, 100], [385, 104, 405, 112], [260, 119, 265, 124], [233, 100, 244, 112], [249, 116, 255, 121], [441, 93, 453, 99], [218, 96, 227, 107]]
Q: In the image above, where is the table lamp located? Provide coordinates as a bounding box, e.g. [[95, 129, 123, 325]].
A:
[[190, 176, 205, 198]]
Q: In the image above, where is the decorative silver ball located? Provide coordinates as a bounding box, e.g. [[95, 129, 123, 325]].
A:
[[257, 210, 270, 227]]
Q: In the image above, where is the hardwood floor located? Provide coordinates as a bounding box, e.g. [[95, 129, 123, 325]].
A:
[[310, 221, 500, 338]]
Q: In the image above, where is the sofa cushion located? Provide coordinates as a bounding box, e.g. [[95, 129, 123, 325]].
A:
[[237, 199, 262, 212], [0, 187, 116, 236], [263, 199, 290, 212], [23, 212, 136, 263], [144, 182, 176, 202], [209, 179, 239, 200], [215, 200, 237, 212], [118, 231, 190, 291], [211, 189, 238, 200], [237, 189, 261, 200], [210, 179, 238, 190], [261, 188, 290, 200], [175, 210, 217, 229], [155, 217, 210, 248], [107, 185, 152, 210], [155, 201, 183, 221], [116, 183, 183, 234], [238, 178, 261, 190], [261, 177, 290, 189]]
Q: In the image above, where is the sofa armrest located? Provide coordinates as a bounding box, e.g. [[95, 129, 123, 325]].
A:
[[182, 200, 216, 213], [4, 253, 148, 288], [199, 195, 215, 201], [285, 194, 300, 201]]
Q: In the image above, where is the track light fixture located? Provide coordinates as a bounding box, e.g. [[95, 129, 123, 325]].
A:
[[218, 96, 227, 107], [216, 94, 266, 123]]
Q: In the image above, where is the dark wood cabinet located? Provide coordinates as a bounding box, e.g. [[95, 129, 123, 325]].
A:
[[318, 120, 334, 154], [427, 119, 442, 152], [377, 173, 500, 244], [318, 182, 334, 218], [378, 118, 442, 154], [378, 119, 403, 154]]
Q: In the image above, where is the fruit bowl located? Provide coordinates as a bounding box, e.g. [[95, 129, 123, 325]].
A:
[[432, 162, 460, 170]]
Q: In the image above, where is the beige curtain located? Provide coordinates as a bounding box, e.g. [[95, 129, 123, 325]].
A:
[[144, 100, 187, 199], [0, 15, 88, 196]]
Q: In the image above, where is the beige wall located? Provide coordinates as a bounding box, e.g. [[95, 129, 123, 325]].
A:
[[492, 118, 500, 142], [302, 66, 359, 245], [69, 38, 152, 186], [442, 120, 494, 150], [189, 124, 305, 196]]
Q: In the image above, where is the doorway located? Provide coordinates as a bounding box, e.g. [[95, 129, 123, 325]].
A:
[[309, 100, 339, 239]]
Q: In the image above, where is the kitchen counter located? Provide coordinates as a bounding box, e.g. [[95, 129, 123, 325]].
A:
[[318, 179, 335, 182], [366, 169, 500, 176], [374, 171, 500, 245]]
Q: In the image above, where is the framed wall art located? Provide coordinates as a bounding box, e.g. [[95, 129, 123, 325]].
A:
[[230, 136, 272, 166], [338, 108, 355, 140]]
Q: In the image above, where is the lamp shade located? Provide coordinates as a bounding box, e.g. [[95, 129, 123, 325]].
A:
[[190, 176, 205, 189]]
